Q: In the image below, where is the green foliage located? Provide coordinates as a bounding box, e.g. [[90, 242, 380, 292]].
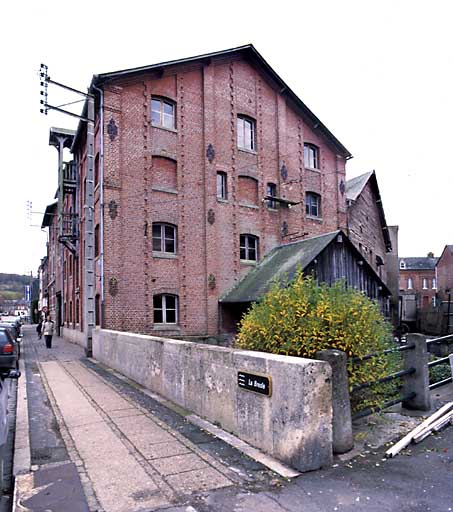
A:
[[236, 271, 399, 413], [429, 356, 452, 384]]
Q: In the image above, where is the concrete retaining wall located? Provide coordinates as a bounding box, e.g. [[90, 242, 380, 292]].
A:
[[62, 327, 85, 348], [93, 328, 333, 471]]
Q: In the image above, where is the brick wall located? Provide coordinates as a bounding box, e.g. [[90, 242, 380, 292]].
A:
[[73, 54, 348, 337]]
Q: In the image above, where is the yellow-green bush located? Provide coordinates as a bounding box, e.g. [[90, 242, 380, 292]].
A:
[[236, 271, 400, 413]]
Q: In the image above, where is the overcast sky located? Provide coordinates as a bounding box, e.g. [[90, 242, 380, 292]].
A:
[[1, 0, 451, 276]]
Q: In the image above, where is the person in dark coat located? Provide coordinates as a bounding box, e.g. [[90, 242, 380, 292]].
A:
[[36, 318, 43, 339]]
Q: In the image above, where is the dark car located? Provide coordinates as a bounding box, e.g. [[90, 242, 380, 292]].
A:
[[0, 328, 19, 375], [0, 322, 21, 359]]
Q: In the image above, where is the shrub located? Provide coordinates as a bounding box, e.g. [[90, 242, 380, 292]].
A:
[[236, 271, 399, 413]]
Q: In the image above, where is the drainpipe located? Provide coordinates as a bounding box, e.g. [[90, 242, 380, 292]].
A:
[[92, 83, 105, 327]]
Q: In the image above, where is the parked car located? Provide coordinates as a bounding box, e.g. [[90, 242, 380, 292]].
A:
[[0, 329, 19, 376], [0, 322, 21, 359]]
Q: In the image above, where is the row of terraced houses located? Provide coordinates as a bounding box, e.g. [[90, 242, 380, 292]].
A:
[[40, 44, 446, 350]]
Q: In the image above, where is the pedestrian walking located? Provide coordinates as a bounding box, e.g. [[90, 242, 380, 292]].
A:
[[42, 316, 55, 349], [36, 318, 43, 339]]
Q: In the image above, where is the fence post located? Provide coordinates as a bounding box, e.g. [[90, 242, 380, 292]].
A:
[[402, 334, 431, 411], [316, 349, 353, 454]]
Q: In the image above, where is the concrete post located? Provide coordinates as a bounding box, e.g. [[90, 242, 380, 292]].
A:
[[402, 334, 431, 411], [316, 349, 353, 454]]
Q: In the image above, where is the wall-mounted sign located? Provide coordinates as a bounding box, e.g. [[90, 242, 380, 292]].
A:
[[238, 371, 272, 397]]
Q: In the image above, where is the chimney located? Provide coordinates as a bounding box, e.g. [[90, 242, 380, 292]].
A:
[[427, 252, 434, 258]]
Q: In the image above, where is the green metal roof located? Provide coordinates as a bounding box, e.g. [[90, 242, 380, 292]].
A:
[[221, 231, 340, 303]]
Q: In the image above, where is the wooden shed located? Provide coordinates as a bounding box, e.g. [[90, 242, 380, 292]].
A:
[[220, 230, 391, 333]]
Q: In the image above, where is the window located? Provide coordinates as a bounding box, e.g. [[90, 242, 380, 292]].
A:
[[306, 192, 321, 217], [94, 153, 100, 187], [237, 116, 256, 151], [240, 234, 259, 262], [399, 260, 406, 269], [432, 296, 437, 307], [151, 98, 176, 129], [432, 278, 437, 289], [304, 143, 319, 169], [266, 183, 277, 209], [153, 294, 178, 324], [422, 278, 428, 289], [94, 224, 100, 258], [152, 223, 177, 254], [217, 172, 227, 200], [95, 294, 101, 326], [407, 278, 413, 289]]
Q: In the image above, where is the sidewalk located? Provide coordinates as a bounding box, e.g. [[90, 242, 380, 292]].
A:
[[14, 326, 453, 511], [14, 327, 279, 511]]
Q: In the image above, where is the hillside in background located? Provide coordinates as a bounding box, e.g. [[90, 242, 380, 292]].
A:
[[0, 273, 32, 301]]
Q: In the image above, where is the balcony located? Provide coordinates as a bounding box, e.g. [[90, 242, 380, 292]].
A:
[[59, 213, 78, 243], [62, 162, 77, 193]]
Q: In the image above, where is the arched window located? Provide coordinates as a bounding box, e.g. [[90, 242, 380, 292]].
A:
[[151, 97, 176, 129], [153, 294, 178, 324], [237, 116, 256, 151], [407, 278, 413, 289], [152, 223, 177, 254], [306, 192, 321, 218], [240, 234, 259, 262], [304, 143, 319, 169]]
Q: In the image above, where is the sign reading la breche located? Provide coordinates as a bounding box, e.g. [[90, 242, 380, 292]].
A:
[[238, 371, 272, 397]]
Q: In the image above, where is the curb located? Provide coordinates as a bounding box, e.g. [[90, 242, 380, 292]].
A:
[[12, 337, 31, 512]]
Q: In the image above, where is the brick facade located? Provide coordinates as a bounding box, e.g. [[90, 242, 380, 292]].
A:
[[51, 46, 357, 339]]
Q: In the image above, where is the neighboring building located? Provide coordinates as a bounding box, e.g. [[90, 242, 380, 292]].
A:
[[345, 171, 398, 324], [436, 245, 453, 333], [41, 45, 394, 345], [399, 254, 438, 332]]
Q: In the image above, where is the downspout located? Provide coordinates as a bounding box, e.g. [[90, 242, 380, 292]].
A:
[[92, 83, 105, 326]]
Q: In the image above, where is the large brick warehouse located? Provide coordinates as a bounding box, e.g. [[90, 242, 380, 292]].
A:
[[40, 45, 395, 345]]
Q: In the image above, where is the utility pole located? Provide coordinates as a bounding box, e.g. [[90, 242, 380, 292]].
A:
[[39, 64, 95, 356]]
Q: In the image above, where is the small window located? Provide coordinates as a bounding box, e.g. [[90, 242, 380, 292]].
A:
[[399, 260, 406, 269], [432, 296, 437, 307], [151, 98, 176, 129], [94, 224, 100, 258], [94, 153, 100, 187], [95, 294, 101, 326], [152, 223, 177, 254], [240, 234, 259, 262], [306, 192, 321, 218], [422, 278, 428, 289], [432, 278, 437, 289], [217, 172, 227, 200], [407, 278, 413, 289], [266, 183, 277, 209], [153, 294, 178, 324], [237, 116, 256, 151], [304, 143, 319, 169]]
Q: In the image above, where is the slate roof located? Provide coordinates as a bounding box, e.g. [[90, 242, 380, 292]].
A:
[[345, 171, 374, 201], [221, 230, 390, 303], [399, 257, 438, 270], [72, 45, 352, 158]]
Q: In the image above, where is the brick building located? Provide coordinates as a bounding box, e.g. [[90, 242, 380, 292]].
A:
[[436, 245, 453, 333], [41, 45, 395, 344]]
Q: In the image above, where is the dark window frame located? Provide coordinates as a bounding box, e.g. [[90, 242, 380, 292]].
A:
[[266, 182, 277, 209], [153, 293, 178, 324], [152, 223, 177, 254], [240, 234, 259, 262], [306, 192, 321, 218], [304, 143, 319, 169], [217, 171, 228, 200]]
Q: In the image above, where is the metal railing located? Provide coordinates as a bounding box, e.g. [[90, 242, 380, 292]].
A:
[[427, 334, 453, 390], [350, 343, 415, 420]]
